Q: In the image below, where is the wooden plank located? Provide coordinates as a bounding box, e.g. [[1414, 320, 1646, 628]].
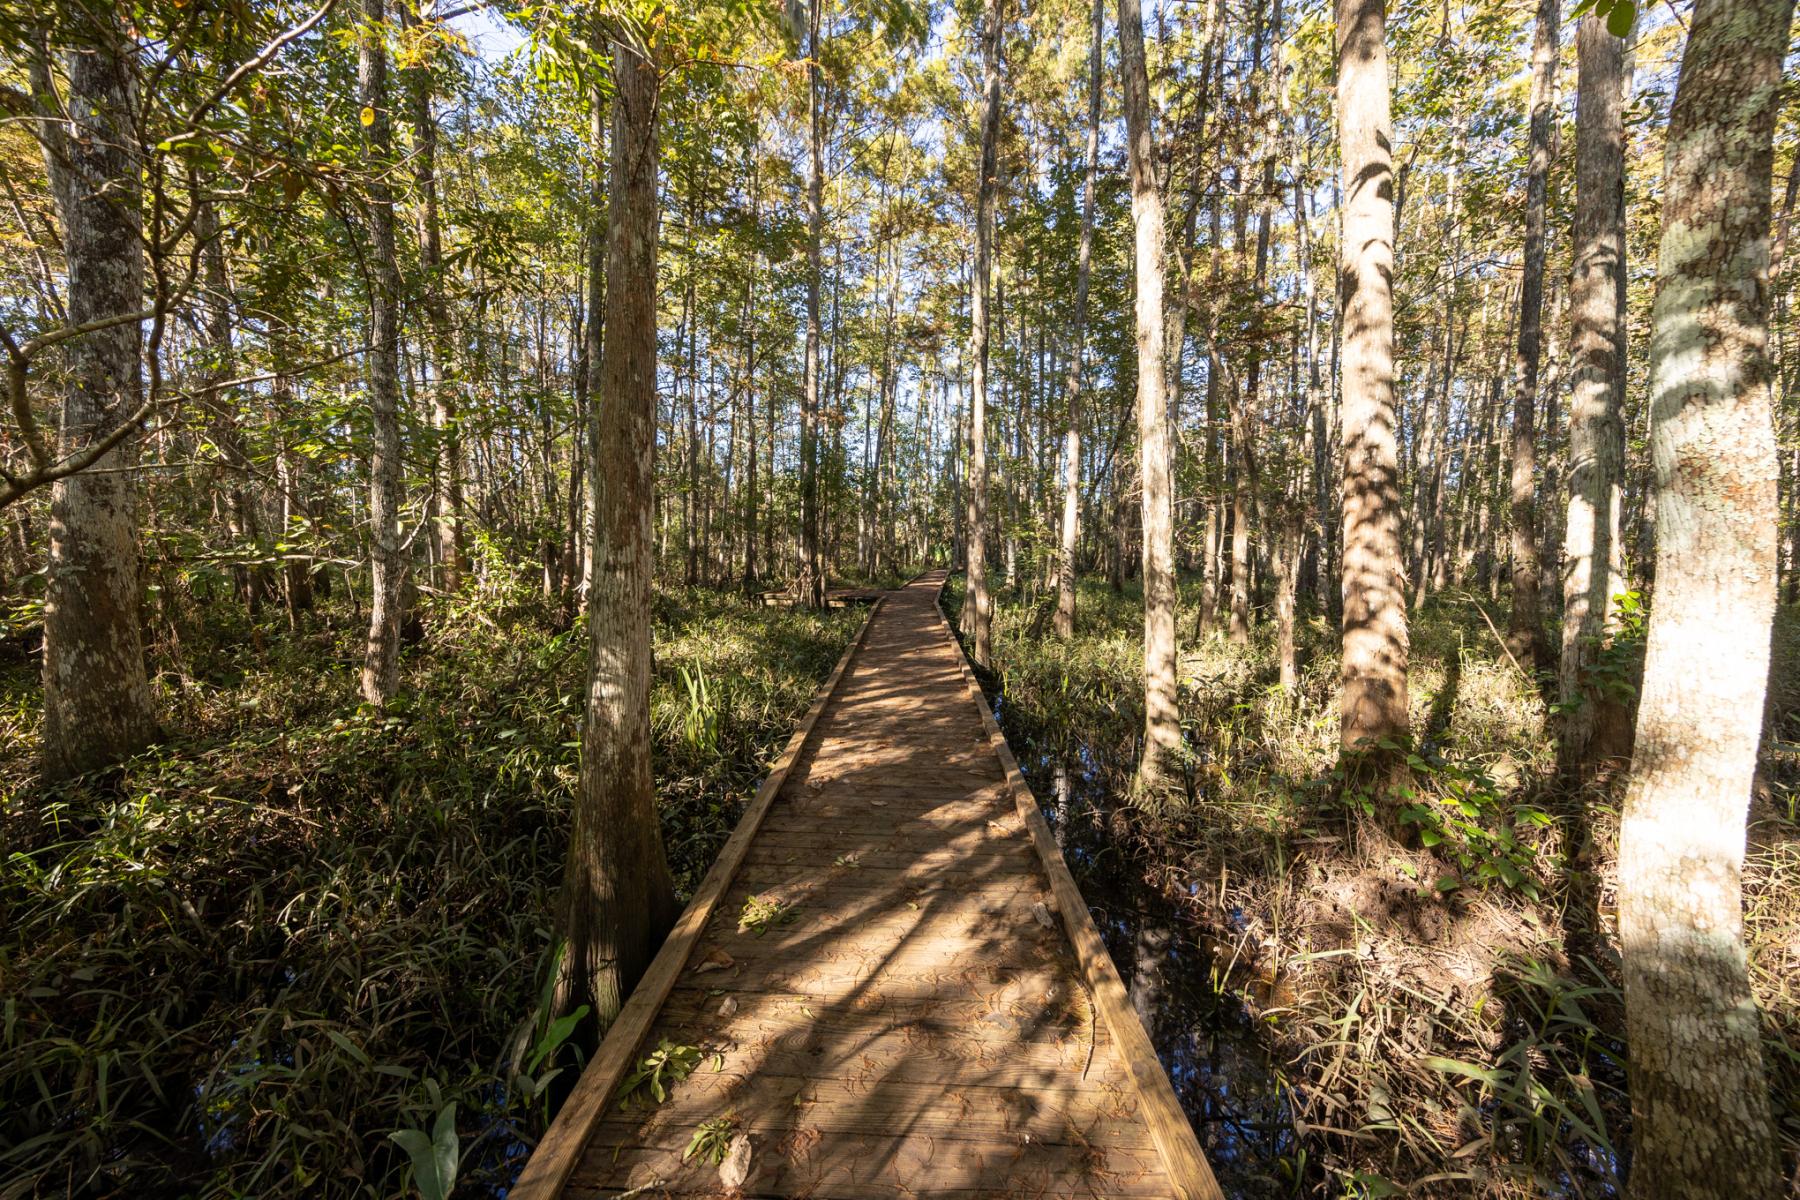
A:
[[570, 1122, 1171, 1198], [929, 585, 1226, 1200], [509, 588, 894, 1200], [587, 1038, 1137, 1112], [586, 1076, 1150, 1148]]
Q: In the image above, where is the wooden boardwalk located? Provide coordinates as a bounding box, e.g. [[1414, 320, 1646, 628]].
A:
[[515, 572, 1220, 1199]]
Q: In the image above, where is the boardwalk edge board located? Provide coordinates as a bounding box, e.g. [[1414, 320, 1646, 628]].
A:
[[510, 584, 897, 1200], [931, 577, 1227, 1200]]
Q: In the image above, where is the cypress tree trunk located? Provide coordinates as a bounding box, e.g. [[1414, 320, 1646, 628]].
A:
[[1559, 16, 1630, 773], [358, 0, 406, 708], [1619, 0, 1790, 1191], [1054, 0, 1103, 641], [1508, 0, 1557, 669], [965, 0, 1002, 667], [35, 10, 158, 777], [1334, 0, 1409, 757], [1119, 0, 1180, 785], [556, 28, 679, 1031]]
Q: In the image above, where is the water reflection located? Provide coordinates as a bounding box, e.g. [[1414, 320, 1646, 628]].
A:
[[993, 694, 1311, 1198]]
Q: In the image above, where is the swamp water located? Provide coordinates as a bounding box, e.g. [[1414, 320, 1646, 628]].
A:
[[991, 693, 1312, 1198]]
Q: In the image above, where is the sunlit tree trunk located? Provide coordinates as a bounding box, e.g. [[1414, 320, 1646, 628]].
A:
[[795, 0, 827, 608], [1119, 0, 1180, 786], [1334, 0, 1409, 756], [358, 0, 405, 708], [556, 28, 679, 1031], [580, 65, 609, 602], [964, 0, 1002, 666], [1054, 0, 1102, 640], [34, 12, 158, 777], [1508, 0, 1557, 669], [1559, 16, 1630, 773], [1619, 0, 1789, 1191]]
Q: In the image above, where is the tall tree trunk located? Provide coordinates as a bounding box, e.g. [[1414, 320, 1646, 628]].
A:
[[795, 0, 827, 608], [1619, 0, 1790, 1191], [1507, 0, 1557, 669], [1334, 0, 1409, 757], [1559, 16, 1630, 773], [35, 11, 158, 777], [964, 0, 1002, 666], [404, 9, 465, 593], [581, 68, 608, 601], [1120, 0, 1180, 786], [1055, 0, 1103, 640], [556, 28, 679, 1032], [358, 0, 406, 708]]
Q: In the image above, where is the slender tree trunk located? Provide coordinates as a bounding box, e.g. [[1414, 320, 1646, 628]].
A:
[[1559, 16, 1631, 773], [1119, 0, 1180, 786], [1275, 509, 1303, 689], [359, 0, 406, 708], [556, 28, 679, 1033], [1507, 0, 1557, 669], [1334, 0, 1409, 757], [35, 12, 157, 777], [795, 0, 827, 608], [964, 0, 1002, 666], [1620, 0, 1790, 1191], [1055, 0, 1104, 640], [403, 12, 465, 593]]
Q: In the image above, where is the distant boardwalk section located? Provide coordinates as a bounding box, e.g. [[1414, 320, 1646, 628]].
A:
[[514, 572, 1221, 1199]]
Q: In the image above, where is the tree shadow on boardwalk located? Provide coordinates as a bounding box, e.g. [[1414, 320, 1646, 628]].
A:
[[565, 576, 1175, 1197]]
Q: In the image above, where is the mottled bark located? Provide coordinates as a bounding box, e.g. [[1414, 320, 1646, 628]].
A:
[[965, 0, 1002, 667], [1334, 0, 1409, 754], [37, 11, 158, 777], [581, 71, 608, 601], [1559, 17, 1630, 773], [1619, 0, 1789, 1192], [1054, 0, 1103, 642], [1119, 0, 1180, 785], [1508, 0, 1557, 669], [556, 31, 679, 1031], [358, 0, 406, 708]]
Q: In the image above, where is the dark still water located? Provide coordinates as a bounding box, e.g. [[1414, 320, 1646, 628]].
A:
[[991, 694, 1311, 1199]]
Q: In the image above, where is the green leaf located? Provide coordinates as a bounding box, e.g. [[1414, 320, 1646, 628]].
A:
[[1605, 0, 1635, 37], [527, 1005, 588, 1074], [388, 1103, 458, 1200]]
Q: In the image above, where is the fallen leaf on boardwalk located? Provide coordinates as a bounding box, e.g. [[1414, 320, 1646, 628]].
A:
[[694, 948, 736, 973], [868, 799, 887, 807], [1031, 902, 1055, 929], [719, 1132, 752, 1188], [719, 995, 738, 1016]]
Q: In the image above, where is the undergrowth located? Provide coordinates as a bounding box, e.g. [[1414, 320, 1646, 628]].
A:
[[954, 574, 1799, 1199], [0, 575, 859, 1198]]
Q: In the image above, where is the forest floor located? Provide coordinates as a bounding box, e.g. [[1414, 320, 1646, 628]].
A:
[[949, 575, 1800, 1200], [0, 569, 865, 1199]]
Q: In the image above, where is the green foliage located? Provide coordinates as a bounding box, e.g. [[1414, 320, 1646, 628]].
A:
[[1395, 751, 1552, 899], [614, 1040, 702, 1107], [0, 581, 857, 1198], [388, 1101, 461, 1200], [682, 1112, 740, 1164], [737, 892, 797, 935]]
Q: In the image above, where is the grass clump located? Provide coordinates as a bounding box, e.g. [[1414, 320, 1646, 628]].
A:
[[0, 581, 859, 1198]]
